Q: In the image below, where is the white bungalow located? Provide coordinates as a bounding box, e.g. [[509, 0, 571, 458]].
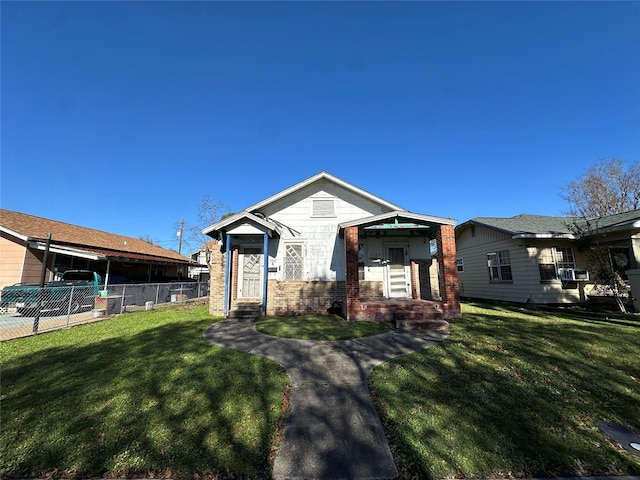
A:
[[202, 172, 461, 327]]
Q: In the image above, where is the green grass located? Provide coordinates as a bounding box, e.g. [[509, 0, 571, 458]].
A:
[[0, 304, 288, 479], [256, 313, 392, 340], [4, 302, 640, 479], [370, 302, 640, 479]]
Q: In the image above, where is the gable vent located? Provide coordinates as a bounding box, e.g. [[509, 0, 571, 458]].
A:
[[312, 199, 335, 217]]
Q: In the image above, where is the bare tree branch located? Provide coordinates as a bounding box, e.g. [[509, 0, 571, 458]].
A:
[[561, 157, 640, 217]]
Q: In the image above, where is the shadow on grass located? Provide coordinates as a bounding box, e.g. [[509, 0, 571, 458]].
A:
[[1, 317, 287, 479], [370, 304, 640, 479]]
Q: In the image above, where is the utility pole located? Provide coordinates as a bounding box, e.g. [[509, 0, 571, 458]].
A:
[[177, 219, 184, 255]]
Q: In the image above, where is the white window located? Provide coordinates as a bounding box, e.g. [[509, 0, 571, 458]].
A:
[[312, 199, 335, 217], [487, 250, 512, 282], [283, 244, 304, 280], [538, 247, 576, 282], [456, 258, 464, 272]]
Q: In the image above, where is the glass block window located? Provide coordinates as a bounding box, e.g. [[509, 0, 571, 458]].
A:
[[487, 250, 512, 282], [284, 244, 304, 280], [312, 199, 335, 217]]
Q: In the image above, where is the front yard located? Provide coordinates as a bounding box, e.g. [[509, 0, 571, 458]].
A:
[[370, 303, 640, 478], [1, 302, 639, 479], [0, 304, 287, 479]]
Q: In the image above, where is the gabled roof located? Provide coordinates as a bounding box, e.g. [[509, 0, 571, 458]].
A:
[[458, 214, 574, 238], [1, 209, 194, 264], [340, 211, 456, 230], [245, 171, 405, 214], [202, 211, 281, 237], [584, 208, 640, 232], [457, 210, 640, 239]]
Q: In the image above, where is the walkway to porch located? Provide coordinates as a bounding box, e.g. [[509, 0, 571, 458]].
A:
[[356, 298, 450, 331]]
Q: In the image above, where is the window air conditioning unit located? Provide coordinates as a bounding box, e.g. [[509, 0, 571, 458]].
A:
[[558, 268, 589, 281]]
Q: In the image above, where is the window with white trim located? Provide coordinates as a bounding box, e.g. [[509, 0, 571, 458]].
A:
[[456, 258, 464, 272], [283, 243, 304, 280], [487, 250, 512, 282], [538, 247, 576, 282], [312, 199, 335, 217]]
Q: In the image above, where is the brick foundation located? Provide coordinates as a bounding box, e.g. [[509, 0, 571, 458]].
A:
[[266, 280, 346, 316]]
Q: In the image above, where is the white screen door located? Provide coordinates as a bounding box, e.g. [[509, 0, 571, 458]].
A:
[[385, 245, 410, 298], [240, 248, 262, 298]]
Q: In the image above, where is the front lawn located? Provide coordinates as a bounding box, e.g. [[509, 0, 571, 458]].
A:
[[0, 304, 288, 479], [370, 302, 640, 479], [3, 302, 639, 479], [256, 313, 392, 340]]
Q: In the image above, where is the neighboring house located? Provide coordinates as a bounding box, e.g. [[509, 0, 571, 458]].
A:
[[455, 210, 640, 311], [189, 241, 216, 281], [202, 171, 460, 323], [0, 209, 201, 289]]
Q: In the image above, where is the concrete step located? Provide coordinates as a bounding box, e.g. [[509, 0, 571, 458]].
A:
[[228, 303, 262, 319], [393, 309, 442, 321], [395, 319, 449, 331]]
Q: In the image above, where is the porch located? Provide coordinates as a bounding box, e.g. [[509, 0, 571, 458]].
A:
[[357, 298, 450, 331], [341, 212, 461, 323]]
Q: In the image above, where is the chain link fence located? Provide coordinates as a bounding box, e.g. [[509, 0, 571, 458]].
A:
[[0, 281, 209, 341]]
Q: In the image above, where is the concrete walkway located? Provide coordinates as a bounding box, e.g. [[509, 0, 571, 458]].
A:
[[203, 316, 448, 480]]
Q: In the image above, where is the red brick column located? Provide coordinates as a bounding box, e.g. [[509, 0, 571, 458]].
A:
[[231, 247, 239, 302], [344, 226, 360, 320], [436, 224, 461, 318]]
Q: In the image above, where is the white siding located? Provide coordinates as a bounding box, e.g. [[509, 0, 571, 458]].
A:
[[456, 225, 587, 304], [261, 179, 391, 282]]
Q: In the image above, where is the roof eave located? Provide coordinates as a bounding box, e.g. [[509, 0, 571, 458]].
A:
[[0, 226, 30, 242], [202, 211, 280, 238], [245, 171, 406, 214], [512, 233, 576, 240]]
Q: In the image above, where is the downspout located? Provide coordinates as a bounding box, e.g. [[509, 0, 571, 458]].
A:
[[223, 233, 231, 317], [262, 233, 268, 316]]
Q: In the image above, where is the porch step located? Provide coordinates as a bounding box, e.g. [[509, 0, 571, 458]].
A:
[[395, 319, 450, 331], [228, 303, 262, 320], [393, 305, 448, 331], [356, 299, 448, 329]]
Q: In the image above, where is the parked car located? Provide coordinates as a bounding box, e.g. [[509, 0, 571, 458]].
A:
[[0, 270, 103, 316]]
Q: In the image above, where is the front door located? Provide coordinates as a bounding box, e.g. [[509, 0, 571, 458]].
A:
[[240, 247, 262, 298], [385, 244, 410, 298]]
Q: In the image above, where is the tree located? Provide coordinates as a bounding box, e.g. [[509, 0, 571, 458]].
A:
[[561, 157, 640, 217], [562, 157, 639, 313], [175, 195, 230, 256], [138, 234, 158, 245]]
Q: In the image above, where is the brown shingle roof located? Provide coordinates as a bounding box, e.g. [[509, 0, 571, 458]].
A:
[[1, 209, 193, 264]]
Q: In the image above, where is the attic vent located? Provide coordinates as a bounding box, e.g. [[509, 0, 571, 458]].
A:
[[312, 199, 335, 218]]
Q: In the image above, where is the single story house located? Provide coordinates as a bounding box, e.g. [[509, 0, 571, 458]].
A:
[[0, 209, 201, 289], [455, 210, 640, 311], [202, 171, 461, 325]]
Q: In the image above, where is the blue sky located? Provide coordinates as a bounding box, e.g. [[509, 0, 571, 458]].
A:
[[2, 1, 639, 253]]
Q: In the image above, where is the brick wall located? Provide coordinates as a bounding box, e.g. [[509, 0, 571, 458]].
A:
[[208, 244, 227, 316], [266, 280, 346, 316], [344, 226, 360, 320], [231, 247, 239, 301], [359, 281, 384, 300], [436, 224, 461, 318]]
